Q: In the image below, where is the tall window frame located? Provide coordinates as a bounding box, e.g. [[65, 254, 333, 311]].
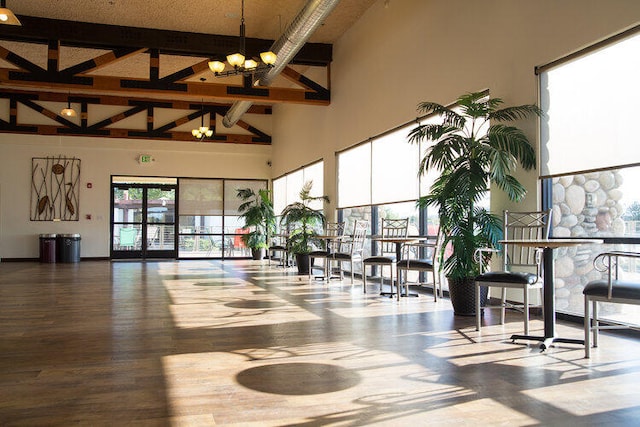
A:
[[538, 26, 640, 324], [273, 160, 325, 221]]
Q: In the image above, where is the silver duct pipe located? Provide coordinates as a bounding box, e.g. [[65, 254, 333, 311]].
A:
[[222, 0, 340, 128]]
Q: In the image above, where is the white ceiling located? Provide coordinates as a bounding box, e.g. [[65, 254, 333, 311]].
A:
[[11, 0, 376, 44]]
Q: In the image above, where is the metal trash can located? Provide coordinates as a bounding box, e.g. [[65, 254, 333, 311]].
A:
[[39, 234, 57, 263], [57, 233, 81, 263]]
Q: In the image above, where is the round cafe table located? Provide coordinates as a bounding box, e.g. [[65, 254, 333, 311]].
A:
[[371, 236, 421, 298], [314, 234, 346, 280], [499, 238, 603, 350]]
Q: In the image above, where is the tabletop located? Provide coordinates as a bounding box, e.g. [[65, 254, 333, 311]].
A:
[[371, 236, 423, 243], [316, 234, 346, 240], [499, 238, 603, 248]]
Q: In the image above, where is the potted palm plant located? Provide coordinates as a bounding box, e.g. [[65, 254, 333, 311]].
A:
[[408, 91, 541, 315], [280, 181, 329, 274], [236, 187, 276, 260]]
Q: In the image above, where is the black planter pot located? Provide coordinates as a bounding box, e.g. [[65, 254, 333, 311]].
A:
[[447, 276, 488, 316], [295, 253, 310, 274], [252, 248, 266, 260]]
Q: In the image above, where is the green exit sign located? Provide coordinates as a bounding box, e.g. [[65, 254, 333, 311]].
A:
[[139, 154, 153, 163]]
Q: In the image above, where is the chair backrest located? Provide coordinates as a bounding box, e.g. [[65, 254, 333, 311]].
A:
[[325, 222, 345, 237], [350, 220, 369, 255], [324, 222, 346, 251], [503, 210, 552, 272], [119, 227, 138, 247], [339, 220, 369, 256], [270, 222, 290, 248], [401, 231, 442, 263], [379, 218, 409, 255]]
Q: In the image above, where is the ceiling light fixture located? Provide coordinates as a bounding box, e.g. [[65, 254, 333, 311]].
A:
[[191, 103, 213, 140], [208, 0, 277, 77], [60, 95, 77, 118], [0, 0, 21, 26]]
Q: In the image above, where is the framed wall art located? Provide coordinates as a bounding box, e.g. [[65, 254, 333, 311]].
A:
[[31, 156, 81, 221]]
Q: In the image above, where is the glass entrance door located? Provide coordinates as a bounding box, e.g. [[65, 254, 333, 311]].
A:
[[111, 181, 177, 259]]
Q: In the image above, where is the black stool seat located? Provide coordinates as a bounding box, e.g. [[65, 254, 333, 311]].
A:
[[396, 259, 433, 269], [583, 280, 640, 300], [475, 271, 539, 285], [363, 255, 396, 264]]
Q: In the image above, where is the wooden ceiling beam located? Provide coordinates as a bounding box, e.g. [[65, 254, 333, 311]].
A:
[[0, 90, 272, 144], [0, 15, 332, 66], [1, 69, 330, 104]]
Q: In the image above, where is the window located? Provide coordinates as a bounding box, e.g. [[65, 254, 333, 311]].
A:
[[178, 178, 267, 258], [336, 119, 435, 282], [273, 160, 324, 220], [539, 29, 640, 324]]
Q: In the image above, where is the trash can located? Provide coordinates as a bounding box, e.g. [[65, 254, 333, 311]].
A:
[[57, 233, 81, 263], [39, 234, 57, 263]]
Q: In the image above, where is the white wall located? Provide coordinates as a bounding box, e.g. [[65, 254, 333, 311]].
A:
[[271, 0, 640, 219], [0, 134, 271, 259]]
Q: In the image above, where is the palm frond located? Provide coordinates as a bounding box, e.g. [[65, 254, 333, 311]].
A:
[[494, 174, 529, 202], [488, 124, 536, 170], [417, 101, 465, 128], [488, 104, 542, 122]]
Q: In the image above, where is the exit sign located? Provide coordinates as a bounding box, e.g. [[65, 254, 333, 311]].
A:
[[139, 154, 153, 164]]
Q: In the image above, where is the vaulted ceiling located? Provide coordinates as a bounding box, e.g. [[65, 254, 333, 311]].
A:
[[0, 0, 376, 144]]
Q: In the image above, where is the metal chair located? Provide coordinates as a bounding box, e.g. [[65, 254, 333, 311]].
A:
[[118, 227, 138, 250], [325, 220, 368, 284], [268, 226, 290, 267], [475, 210, 552, 335], [396, 232, 442, 301], [309, 222, 345, 279], [584, 251, 640, 358], [363, 218, 408, 296]]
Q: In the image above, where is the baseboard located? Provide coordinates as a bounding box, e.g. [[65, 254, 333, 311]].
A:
[[1, 256, 110, 262]]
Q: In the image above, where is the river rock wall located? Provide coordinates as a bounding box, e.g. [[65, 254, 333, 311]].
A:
[[551, 170, 623, 313]]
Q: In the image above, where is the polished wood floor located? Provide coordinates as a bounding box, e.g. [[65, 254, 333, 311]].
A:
[[1, 260, 640, 426]]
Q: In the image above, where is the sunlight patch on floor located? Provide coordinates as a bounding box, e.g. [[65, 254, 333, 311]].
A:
[[522, 372, 640, 416]]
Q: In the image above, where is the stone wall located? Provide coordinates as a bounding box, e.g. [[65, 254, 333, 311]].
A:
[[551, 170, 623, 313]]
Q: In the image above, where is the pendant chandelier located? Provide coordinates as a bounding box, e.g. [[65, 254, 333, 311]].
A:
[[60, 94, 77, 118], [192, 103, 213, 140], [208, 0, 277, 77], [0, 0, 21, 26]]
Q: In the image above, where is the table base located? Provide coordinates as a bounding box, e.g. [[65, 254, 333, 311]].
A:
[[400, 292, 419, 297], [510, 334, 585, 351], [379, 291, 419, 297]]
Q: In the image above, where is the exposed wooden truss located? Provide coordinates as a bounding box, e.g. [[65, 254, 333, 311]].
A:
[[0, 89, 273, 144], [0, 40, 331, 104], [0, 16, 334, 143]]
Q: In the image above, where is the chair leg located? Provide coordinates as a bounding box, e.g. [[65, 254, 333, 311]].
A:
[[592, 300, 599, 348], [363, 264, 368, 292], [476, 282, 482, 331], [391, 266, 399, 301], [523, 286, 530, 336], [500, 287, 507, 325], [350, 261, 354, 284], [584, 296, 591, 358], [431, 269, 437, 302]]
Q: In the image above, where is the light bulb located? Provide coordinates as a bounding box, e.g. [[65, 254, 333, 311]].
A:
[[260, 51, 277, 65], [208, 61, 226, 73], [227, 53, 245, 68]]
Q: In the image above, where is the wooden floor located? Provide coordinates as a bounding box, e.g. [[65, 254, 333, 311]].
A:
[[1, 260, 640, 426]]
